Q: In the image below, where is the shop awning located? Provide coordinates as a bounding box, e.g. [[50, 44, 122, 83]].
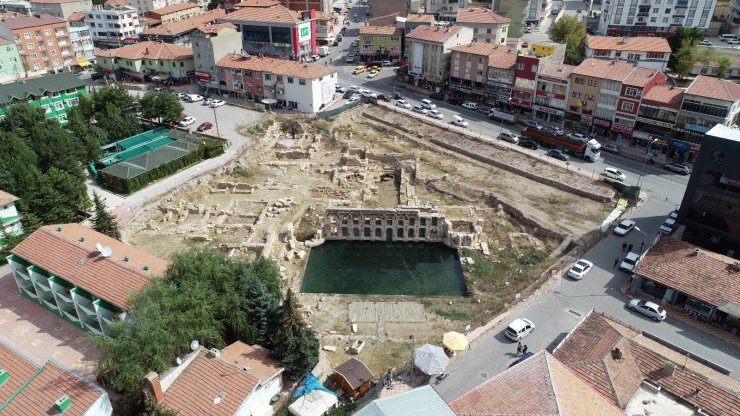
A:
[[717, 300, 740, 319], [77, 61, 92, 67]]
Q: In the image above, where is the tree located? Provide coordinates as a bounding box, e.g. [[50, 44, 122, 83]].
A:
[[0, 131, 41, 198], [669, 27, 704, 71], [716, 55, 732, 79], [674, 39, 698, 79], [97, 109, 143, 144], [90, 84, 137, 116], [0, 104, 46, 137], [67, 107, 103, 161], [695, 47, 716, 69], [91, 191, 120, 239], [272, 289, 320, 380], [564, 36, 584, 65], [1, 228, 24, 263], [547, 15, 586, 43], [140, 92, 184, 124], [207, 0, 223, 10], [28, 120, 86, 172], [27, 167, 91, 224]]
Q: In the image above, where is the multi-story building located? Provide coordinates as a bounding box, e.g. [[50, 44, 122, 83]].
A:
[[525, 0, 545, 26], [674, 75, 740, 160], [406, 25, 473, 89], [633, 85, 683, 149], [139, 9, 225, 44], [120, 0, 190, 14], [677, 124, 740, 258], [610, 65, 666, 141], [85, 3, 143, 46], [219, 4, 316, 61], [0, 190, 22, 243], [0, 37, 24, 82], [0, 71, 86, 124], [583, 35, 671, 71], [691, 50, 740, 78], [455, 7, 509, 45], [532, 63, 576, 124], [191, 23, 241, 83], [144, 2, 202, 25], [314, 10, 335, 46], [213, 53, 336, 112], [426, 0, 468, 19], [358, 25, 403, 62], [8, 223, 168, 336], [485, 49, 516, 106], [67, 11, 96, 66], [403, 13, 435, 35], [0, 14, 74, 77], [96, 41, 194, 81], [598, 0, 717, 37], [448, 42, 511, 102], [510, 55, 539, 112], [225, 0, 333, 15], [28, 0, 92, 19]]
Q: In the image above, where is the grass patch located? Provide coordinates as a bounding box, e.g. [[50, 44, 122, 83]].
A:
[[434, 308, 473, 321], [519, 249, 549, 266], [230, 166, 253, 179], [294, 213, 322, 241]]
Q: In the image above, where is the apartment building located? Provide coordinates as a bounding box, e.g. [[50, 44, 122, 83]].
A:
[[314, 10, 335, 46], [0, 37, 24, 82], [0, 72, 86, 123], [406, 25, 473, 88], [533, 63, 576, 124], [358, 25, 403, 62], [485, 49, 516, 106], [583, 35, 672, 71], [426, 0, 469, 19], [144, 2, 202, 25], [525, 0, 546, 25], [191, 23, 241, 83], [510, 55, 539, 111], [225, 0, 333, 14], [634, 85, 684, 148], [214, 53, 336, 112], [139, 9, 225, 44], [455, 7, 510, 45], [0, 14, 73, 77], [28, 0, 92, 19], [96, 41, 194, 80], [219, 4, 316, 61], [448, 42, 511, 102], [675, 75, 740, 155], [85, 3, 142, 46], [598, 0, 717, 37], [119, 0, 191, 14], [67, 11, 95, 66]]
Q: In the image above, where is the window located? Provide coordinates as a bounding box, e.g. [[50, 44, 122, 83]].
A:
[[651, 17, 657, 22], [276, 75, 283, 82], [299, 78, 306, 85], [264, 73, 271, 80], [55, 101, 64, 110], [621, 101, 634, 112], [44, 29, 51, 36], [652, 7, 658, 12], [587, 79, 599, 87], [516, 63, 524, 70], [57, 114, 68, 123], [646, 52, 664, 59], [27, 43, 34, 49], [66, 98, 79, 106], [287, 76, 294, 83], [244, 70, 252, 77], [662, 17, 669, 22], [30, 53, 38, 60], [41, 104, 51, 113], [52, 59, 59, 66], [625, 87, 639, 97]]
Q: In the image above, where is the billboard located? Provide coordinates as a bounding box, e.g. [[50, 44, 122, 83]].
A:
[[298, 22, 312, 43], [411, 43, 423, 76]]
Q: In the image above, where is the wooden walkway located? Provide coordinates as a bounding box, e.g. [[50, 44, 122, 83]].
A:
[[349, 301, 427, 323]]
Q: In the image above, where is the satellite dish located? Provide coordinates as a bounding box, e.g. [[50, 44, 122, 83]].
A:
[[99, 246, 113, 258], [190, 340, 200, 351], [175, 357, 183, 366], [96, 243, 104, 253]]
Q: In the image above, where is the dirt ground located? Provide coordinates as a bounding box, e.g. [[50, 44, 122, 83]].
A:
[[124, 105, 610, 376]]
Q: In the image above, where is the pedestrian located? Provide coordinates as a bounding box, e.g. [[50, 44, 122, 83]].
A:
[[640, 241, 645, 252], [627, 243, 633, 252], [613, 257, 620, 270], [517, 342, 523, 355], [622, 242, 627, 252], [522, 345, 528, 355]]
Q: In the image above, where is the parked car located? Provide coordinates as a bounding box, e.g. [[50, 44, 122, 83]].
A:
[[669, 207, 680, 220], [186, 94, 204, 102], [447, 98, 464, 105], [211, 99, 225, 108], [349, 85, 360, 91], [461, 101, 478, 110], [552, 127, 565, 136], [366, 70, 379, 78], [196, 122, 213, 132], [602, 143, 620, 154], [203, 98, 214, 106], [498, 132, 519, 144], [348, 96, 359, 103], [699, 40, 712, 46], [664, 163, 691, 175], [360, 91, 377, 98], [420, 98, 436, 110], [343, 90, 354, 99], [395, 99, 411, 109], [659, 218, 676, 235], [382, 60, 392, 66], [728, 39, 740, 45], [393, 92, 405, 100], [628, 299, 667, 321], [451, 115, 469, 128], [602, 167, 626, 182], [427, 109, 444, 119], [504, 318, 535, 341], [177, 92, 189, 100], [90, 72, 105, 81], [345, 55, 356, 63], [547, 149, 569, 161], [567, 259, 594, 280], [335, 85, 346, 92], [619, 251, 640, 272], [412, 104, 429, 114], [377, 94, 391, 102], [477, 106, 492, 115], [613, 219, 636, 236], [525, 121, 543, 130], [521, 41, 529, 48], [568, 132, 588, 142], [179, 116, 196, 127], [518, 139, 539, 150]]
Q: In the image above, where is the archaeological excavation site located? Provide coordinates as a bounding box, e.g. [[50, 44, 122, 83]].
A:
[[124, 105, 617, 374]]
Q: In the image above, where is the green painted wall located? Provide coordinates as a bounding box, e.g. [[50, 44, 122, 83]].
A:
[[0, 85, 87, 124]]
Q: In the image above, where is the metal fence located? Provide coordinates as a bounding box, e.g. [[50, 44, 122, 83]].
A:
[[316, 99, 361, 120]]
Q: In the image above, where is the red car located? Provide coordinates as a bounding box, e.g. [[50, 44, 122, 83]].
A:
[[196, 122, 213, 132]]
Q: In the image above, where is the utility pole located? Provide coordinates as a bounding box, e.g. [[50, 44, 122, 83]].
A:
[[212, 105, 221, 139]]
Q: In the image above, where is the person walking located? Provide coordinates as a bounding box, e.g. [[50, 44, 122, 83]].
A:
[[627, 243, 634, 252], [640, 241, 645, 253], [517, 342, 523, 355], [613, 257, 620, 270], [522, 345, 528, 355], [622, 242, 627, 252]]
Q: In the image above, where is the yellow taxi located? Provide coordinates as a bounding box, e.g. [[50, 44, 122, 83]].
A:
[[353, 66, 366, 74], [369, 65, 381, 72]]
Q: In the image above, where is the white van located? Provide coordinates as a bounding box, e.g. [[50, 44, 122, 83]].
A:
[[420, 99, 436, 110], [551, 7, 560, 15], [720, 34, 738, 42]]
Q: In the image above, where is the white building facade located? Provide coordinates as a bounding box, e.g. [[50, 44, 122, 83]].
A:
[[406, 25, 474, 86], [0, 191, 22, 240], [84, 4, 142, 46], [599, 0, 717, 37]]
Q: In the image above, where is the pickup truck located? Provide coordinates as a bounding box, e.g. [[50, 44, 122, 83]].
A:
[[488, 109, 516, 123]]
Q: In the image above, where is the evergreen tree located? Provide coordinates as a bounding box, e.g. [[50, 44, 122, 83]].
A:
[[0, 104, 46, 136], [1, 228, 24, 262], [28, 167, 91, 224], [67, 107, 102, 161], [674, 39, 698, 80], [716, 55, 732, 79], [91, 191, 120, 239], [242, 276, 278, 346], [272, 289, 320, 380], [90, 84, 137, 116], [28, 120, 86, 171], [0, 132, 41, 198]]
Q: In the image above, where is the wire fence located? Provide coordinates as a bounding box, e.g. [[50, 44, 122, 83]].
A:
[[316, 99, 361, 120]]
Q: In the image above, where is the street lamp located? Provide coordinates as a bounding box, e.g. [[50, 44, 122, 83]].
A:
[[636, 138, 658, 188], [409, 335, 415, 380]]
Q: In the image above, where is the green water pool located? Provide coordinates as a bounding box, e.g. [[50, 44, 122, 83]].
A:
[[301, 241, 468, 296]]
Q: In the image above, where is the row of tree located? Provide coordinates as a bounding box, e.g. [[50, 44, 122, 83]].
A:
[[671, 27, 734, 79], [93, 248, 319, 414]]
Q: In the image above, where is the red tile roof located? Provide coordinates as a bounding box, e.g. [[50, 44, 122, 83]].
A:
[[11, 223, 168, 309], [487, 50, 517, 69], [554, 311, 740, 416], [359, 25, 402, 36], [641, 85, 685, 110], [450, 42, 509, 56], [405, 13, 434, 23], [456, 7, 511, 24], [28, 0, 85, 3], [0, 189, 18, 205], [450, 351, 625, 415], [194, 22, 237, 33], [216, 53, 336, 79], [335, 358, 373, 390], [0, 341, 107, 416], [149, 2, 201, 16], [67, 11, 86, 22], [539, 63, 577, 79], [0, 14, 66, 30], [220, 3, 302, 24], [686, 75, 740, 102], [572, 58, 659, 87], [585, 35, 672, 53], [96, 41, 193, 61], [140, 9, 226, 37], [220, 342, 284, 383], [161, 349, 259, 416], [635, 237, 740, 306], [406, 24, 462, 43], [233, 0, 280, 7]]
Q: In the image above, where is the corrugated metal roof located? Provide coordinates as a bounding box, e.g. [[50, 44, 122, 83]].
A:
[[355, 385, 455, 416], [0, 72, 85, 106]]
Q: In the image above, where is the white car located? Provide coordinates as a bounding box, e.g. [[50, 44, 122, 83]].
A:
[[361, 91, 377, 98], [498, 132, 519, 144], [203, 98, 214, 106], [504, 318, 535, 341], [452, 115, 468, 128], [210, 99, 225, 108], [395, 100, 411, 109], [669, 208, 679, 220], [186, 94, 204, 102], [412, 104, 429, 114], [420, 98, 436, 110], [462, 101, 478, 110], [177, 92, 189, 100], [349, 85, 360, 91], [619, 252, 640, 272], [348, 96, 359, 103], [602, 167, 626, 182], [628, 299, 666, 321], [568, 133, 587, 142], [335, 85, 347, 93], [427, 110, 444, 119], [381, 60, 392, 66], [699, 40, 712, 46], [659, 218, 676, 235], [552, 127, 565, 136], [613, 219, 636, 236], [567, 259, 594, 280], [525, 121, 543, 130], [178, 116, 196, 127]]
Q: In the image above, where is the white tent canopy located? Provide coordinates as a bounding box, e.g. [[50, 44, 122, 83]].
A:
[[288, 390, 338, 416], [413, 344, 450, 375]]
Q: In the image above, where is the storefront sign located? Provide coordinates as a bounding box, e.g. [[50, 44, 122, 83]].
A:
[[537, 75, 568, 84], [510, 97, 531, 108], [685, 123, 710, 133], [636, 116, 674, 129], [632, 130, 651, 139], [195, 71, 212, 81], [689, 143, 701, 152], [532, 105, 563, 116], [593, 118, 611, 127], [298, 22, 312, 43], [669, 140, 689, 151], [612, 123, 633, 134]]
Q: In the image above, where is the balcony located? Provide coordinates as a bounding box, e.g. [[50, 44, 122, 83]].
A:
[[72, 288, 98, 320], [79, 314, 103, 335]]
